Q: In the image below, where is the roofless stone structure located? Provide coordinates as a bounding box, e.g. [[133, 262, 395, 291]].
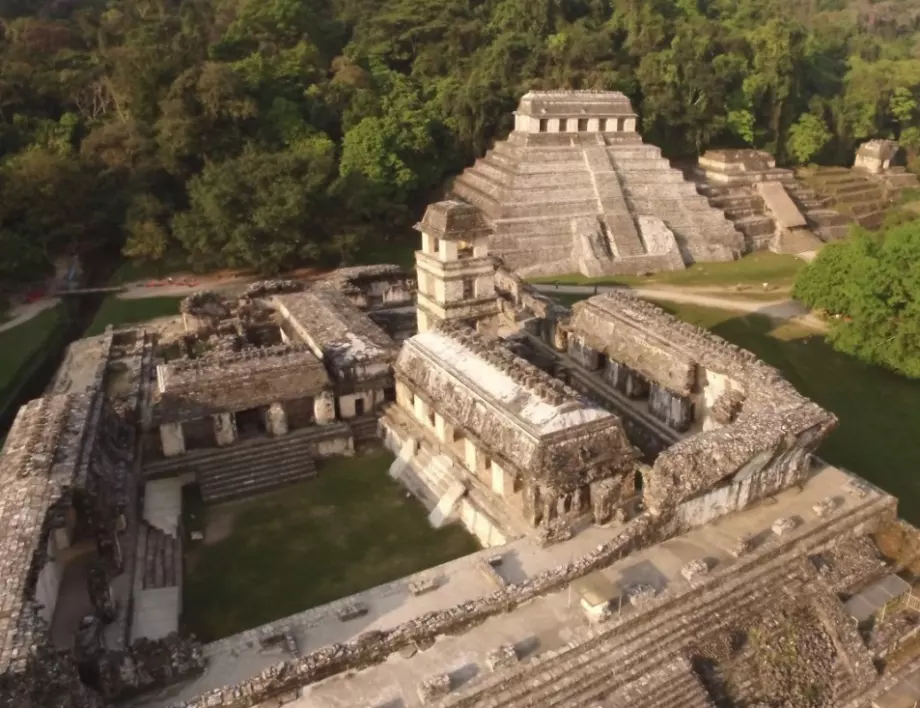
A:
[[450, 90, 743, 277]]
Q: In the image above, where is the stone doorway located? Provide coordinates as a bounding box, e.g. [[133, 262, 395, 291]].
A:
[[354, 398, 366, 417], [236, 407, 265, 439]]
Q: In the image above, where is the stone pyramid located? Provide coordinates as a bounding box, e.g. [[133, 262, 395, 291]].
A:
[[450, 91, 744, 277]]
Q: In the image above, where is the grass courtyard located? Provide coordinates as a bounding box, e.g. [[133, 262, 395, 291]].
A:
[[181, 448, 479, 641], [0, 305, 68, 420], [84, 295, 184, 336], [528, 251, 806, 290]]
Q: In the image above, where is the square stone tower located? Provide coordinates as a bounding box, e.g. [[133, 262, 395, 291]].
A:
[[414, 200, 499, 333]]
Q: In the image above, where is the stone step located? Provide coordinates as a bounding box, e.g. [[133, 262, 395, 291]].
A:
[[202, 458, 318, 504], [144, 424, 347, 478], [775, 227, 823, 254], [724, 205, 765, 220], [141, 522, 181, 590], [349, 415, 380, 443], [734, 215, 775, 237]]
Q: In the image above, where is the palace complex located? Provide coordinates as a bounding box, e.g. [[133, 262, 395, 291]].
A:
[[3, 93, 920, 708]]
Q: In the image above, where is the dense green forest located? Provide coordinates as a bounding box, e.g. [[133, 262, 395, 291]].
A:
[[2, 0, 920, 282]]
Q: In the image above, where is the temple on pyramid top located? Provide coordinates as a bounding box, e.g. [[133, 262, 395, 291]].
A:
[[450, 90, 745, 277]]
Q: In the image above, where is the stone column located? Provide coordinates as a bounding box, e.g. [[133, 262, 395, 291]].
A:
[[491, 463, 515, 498], [464, 438, 478, 472], [213, 413, 237, 447], [314, 390, 336, 424], [160, 423, 185, 457], [266, 402, 288, 437]]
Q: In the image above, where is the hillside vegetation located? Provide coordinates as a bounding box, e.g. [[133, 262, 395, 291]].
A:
[[2, 0, 920, 282]]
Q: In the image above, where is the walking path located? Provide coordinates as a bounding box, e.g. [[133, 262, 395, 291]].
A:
[[0, 297, 61, 334], [532, 283, 827, 331]]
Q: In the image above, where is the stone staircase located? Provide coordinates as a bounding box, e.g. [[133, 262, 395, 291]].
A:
[[604, 656, 716, 708], [349, 414, 380, 444], [581, 144, 646, 258], [142, 425, 353, 503], [799, 167, 889, 230], [437, 491, 892, 708], [140, 522, 180, 590]]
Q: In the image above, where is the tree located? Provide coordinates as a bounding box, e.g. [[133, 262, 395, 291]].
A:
[[794, 220, 920, 379], [171, 138, 337, 273], [786, 113, 832, 164]]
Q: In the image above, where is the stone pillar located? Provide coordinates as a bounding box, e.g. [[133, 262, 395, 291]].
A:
[[413, 395, 430, 426], [434, 413, 451, 443], [464, 438, 478, 472], [587, 118, 600, 131], [553, 325, 568, 352], [522, 483, 540, 527], [213, 413, 237, 447], [338, 394, 357, 419], [542, 491, 557, 524], [160, 423, 185, 457], [491, 462, 514, 497], [266, 402, 288, 437], [314, 390, 336, 424], [624, 117, 637, 132]]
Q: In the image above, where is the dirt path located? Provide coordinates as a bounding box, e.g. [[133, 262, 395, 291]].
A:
[[533, 283, 827, 331], [0, 297, 62, 334]]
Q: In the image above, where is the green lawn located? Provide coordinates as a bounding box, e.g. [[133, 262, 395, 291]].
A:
[[0, 305, 68, 415], [182, 449, 479, 641], [528, 252, 806, 289], [84, 296, 183, 336], [646, 301, 920, 525]]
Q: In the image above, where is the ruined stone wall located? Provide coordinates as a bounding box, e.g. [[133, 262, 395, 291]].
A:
[[154, 345, 330, 424]]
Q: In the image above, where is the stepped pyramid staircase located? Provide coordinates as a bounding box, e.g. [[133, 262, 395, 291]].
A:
[[690, 164, 852, 251], [143, 423, 352, 504], [799, 167, 894, 230], [450, 131, 742, 276]]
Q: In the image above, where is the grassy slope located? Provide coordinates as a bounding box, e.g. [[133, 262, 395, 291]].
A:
[[84, 296, 183, 336], [528, 252, 806, 289], [647, 301, 920, 525], [0, 305, 67, 414], [182, 449, 479, 641]]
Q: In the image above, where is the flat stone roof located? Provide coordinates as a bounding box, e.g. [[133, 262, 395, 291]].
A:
[[396, 325, 635, 481], [516, 90, 637, 118], [274, 288, 396, 374], [155, 345, 330, 422]]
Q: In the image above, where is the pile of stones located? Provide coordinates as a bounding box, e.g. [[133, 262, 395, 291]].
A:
[[241, 279, 305, 299], [96, 633, 206, 702]]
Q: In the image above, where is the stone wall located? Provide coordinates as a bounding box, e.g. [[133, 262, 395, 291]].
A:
[[154, 345, 330, 424]]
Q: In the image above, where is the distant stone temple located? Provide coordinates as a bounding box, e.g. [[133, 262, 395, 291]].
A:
[[449, 90, 743, 277], [4, 169, 920, 706]]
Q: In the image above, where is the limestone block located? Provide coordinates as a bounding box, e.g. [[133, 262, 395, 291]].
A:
[[486, 644, 519, 672], [418, 674, 451, 704], [730, 533, 755, 558], [808, 497, 834, 518], [266, 402, 288, 437], [771, 516, 797, 536], [681, 559, 709, 583], [336, 601, 368, 621], [212, 413, 237, 447], [313, 390, 336, 424], [408, 576, 439, 596], [160, 423, 186, 457], [626, 583, 656, 607]]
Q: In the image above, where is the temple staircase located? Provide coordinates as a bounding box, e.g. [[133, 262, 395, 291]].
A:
[[139, 522, 181, 590], [798, 167, 889, 230], [581, 143, 646, 258], [143, 424, 353, 503]]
